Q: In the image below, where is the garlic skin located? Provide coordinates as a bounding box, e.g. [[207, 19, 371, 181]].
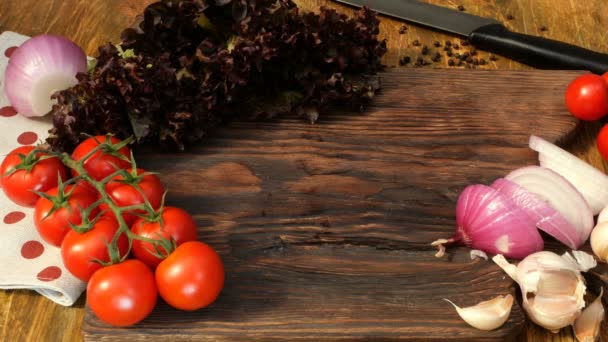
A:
[[591, 221, 608, 262], [470, 249, 488, 260], [445, 294, 513, 331], [573, 288, 604, 342], [493, 251, 597, 332]]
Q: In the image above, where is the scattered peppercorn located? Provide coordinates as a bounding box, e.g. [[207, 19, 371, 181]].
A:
[[506, 14, 514, 20], [431, 52, 441, 62], [479, 58, 487, 65], [461, 40, 470, 46], [540, 26, 548, 31], [454, 52, 461, 59], [446, 50, 453, 57], [421, 45, 429, 55], [462, 52, 470, 58], [453, 44, 460, 50], [399, 56, 411, 66], [445, 40, 452, 47], [448, 59, 455, 66], [457, 60, 463, 66], [399, 25, 408, 34], [412, 40, 421, 46], [457, 5, 465, 11], [433, 41, 441, 47]]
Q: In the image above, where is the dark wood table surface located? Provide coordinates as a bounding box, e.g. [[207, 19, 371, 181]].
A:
[[1, 0, 607, 341]]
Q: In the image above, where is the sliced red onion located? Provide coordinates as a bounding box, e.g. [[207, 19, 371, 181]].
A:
[[5, 35, 87, 117], [432, 184, 544, 259], [491, 178, 581, 249], [505, 166, 594, 244], [529, 135, 608, 215]]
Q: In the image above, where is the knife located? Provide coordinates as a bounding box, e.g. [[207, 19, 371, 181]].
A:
[[331, 0, 608, 74]]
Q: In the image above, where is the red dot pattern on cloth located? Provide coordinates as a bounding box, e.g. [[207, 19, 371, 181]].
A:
[[17, 132, 38, 145], [4, 46, 17, 58], [0, 106, 17, 117], [4, 211, 26, 224], [21, 240, 44, 259], [37, 266, 62, 282]]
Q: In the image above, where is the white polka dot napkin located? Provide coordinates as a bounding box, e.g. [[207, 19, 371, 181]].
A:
[[0, 31, 86, 306]]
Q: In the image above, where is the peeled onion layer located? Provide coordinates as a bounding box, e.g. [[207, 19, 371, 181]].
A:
[[505, 166, 594, 245], [432, 184, 544, 259], [4, 35, 87, 117], [529, 135, 608, 215], [491, 178, 582, 249]]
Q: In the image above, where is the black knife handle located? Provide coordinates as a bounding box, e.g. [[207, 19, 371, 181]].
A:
[[470, 24, 608, 74]]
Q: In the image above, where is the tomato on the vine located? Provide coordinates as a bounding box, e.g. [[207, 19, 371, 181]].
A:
[[102, 168, 164, 226], [156, 241, 224, 311], [0, 146, 67, 207], [131, 206, 198, 268], [34, 184, 99, 247], [71, 135, 131, 181], [565, 73, 608, 121], [61, 214, 128, 281], [87, 259, 157, 327]]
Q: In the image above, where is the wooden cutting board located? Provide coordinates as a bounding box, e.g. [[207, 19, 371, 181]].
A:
[[82, 68, 581, 341]]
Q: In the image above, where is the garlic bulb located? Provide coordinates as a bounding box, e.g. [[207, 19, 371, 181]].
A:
[[492, 251, 597, 332], [573, 288, 604, 342], [591, 221, 608, 262], [445, 294, 513, 331]]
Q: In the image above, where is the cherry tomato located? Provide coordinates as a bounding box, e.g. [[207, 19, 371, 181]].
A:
[[131, 207, 198, 269], [102, 168, 164, 226], [0, 146, 67, 207], [87, 259, 157, 327], [155, 241, 224, 311], [34, 184, 99, 247], [565, 73, 608, 121], [61, 215, 129, 281], [71, 135, 131, 181], [597, 123, 608, 161]]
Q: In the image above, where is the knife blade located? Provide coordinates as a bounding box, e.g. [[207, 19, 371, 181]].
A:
[[332, 0, 608, 74]]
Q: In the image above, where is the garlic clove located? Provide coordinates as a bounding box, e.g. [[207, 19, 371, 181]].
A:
[[525, 294, 584, 333], [598, 206, 608, 225], [444, 294, 513, 331], [591, 222, 608, 263], [573, 288, 605, 342], [493, 252, 589, 332]]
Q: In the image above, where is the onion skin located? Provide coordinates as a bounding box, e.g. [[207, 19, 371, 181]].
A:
[[432, 184, 544, 259], [5, 35, 87, 117]]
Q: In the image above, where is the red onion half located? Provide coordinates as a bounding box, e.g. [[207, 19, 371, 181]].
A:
[[432, 184, 544, 259], [5, 35, 87, 117], [505, 166, 594, 245], [491, 178, 581, 249]]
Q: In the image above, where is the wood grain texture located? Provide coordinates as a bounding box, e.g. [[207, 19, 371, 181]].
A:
[[0, 0, 606, 341], [81, 68, 578, 340]]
